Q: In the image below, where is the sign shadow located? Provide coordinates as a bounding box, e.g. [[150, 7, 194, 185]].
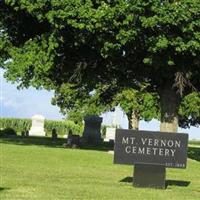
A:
[[119, 176, 133, 183], [119, 176, 191, 188], [166, 180, 191, 187], [119, 177, 190, 188]]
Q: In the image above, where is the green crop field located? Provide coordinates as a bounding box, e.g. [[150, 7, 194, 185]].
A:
[[0, 137, 200, 200], [189, 140, 200, 148]]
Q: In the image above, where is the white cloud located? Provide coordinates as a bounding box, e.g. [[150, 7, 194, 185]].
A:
[[3, 98, 20, 109], [0, 68, 63, 119]]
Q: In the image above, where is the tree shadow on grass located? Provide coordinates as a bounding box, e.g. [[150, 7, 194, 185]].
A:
[[0, 135, 66, 148], [79, 142, 114, 152], [0, 135, 114, 151], [0, 187, 10, 192], [1, 136, 200, 156], [120, 177, 190, 188]]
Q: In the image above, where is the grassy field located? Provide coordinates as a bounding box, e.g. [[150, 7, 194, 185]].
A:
[[189, 140, 200, 148], [0, 137, 200, 200]]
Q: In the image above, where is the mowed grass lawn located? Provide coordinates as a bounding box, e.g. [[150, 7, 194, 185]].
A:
[[0, 138, 200, 200]]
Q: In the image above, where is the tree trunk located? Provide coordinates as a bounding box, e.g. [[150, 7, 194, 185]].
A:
[[159, 83, 180, 132], [128, 110, 139, 130]]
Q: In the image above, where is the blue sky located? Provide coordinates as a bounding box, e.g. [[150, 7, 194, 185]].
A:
[[1, 69, 199, 140], [0, 69, 63, 120]]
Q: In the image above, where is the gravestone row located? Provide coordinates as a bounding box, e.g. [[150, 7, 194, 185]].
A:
[[27, 114, 104, 145]]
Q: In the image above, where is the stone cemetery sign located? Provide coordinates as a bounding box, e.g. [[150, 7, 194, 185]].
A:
[[114, 129, 188, 168], [29, 115, 46, 136], [114, 129, 188, 188]]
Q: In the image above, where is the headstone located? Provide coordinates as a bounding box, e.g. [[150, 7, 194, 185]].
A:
[[104, 127, 116, 142], [65, 134, 80, 148], [67, 132, 73, 146], [63, 134, 68, 139], [114, 129, 188, 189], [29, 115, 46, 136], [104, 108, 120, 142], [82, 115, 103, 144], [51, 128, 57, 140], [21, 131, 25, 137], [25, 130, 29, 137]]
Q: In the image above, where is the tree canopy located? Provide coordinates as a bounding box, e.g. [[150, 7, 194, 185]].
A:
[[111, 87, 159, 129], [52, 84, 199, 129], [1, 0, 200, 132], [51, 83, 110, 124]]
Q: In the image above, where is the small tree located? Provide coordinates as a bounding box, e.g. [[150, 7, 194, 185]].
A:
[[113, 88, 159, 130]]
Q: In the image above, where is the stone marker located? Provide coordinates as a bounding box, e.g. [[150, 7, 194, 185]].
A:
[[82, 115, 102, 144], [67, 134, 80, 148], [29, 115, 46, 136], [25, 130, 29, 137], [114, 129, 188, 189], [51, 128, 57, 140], [104, 108, 120, 142], [104, 127, 116, 142], [63, 134, 68, 139], [21, 131, 25, 137]]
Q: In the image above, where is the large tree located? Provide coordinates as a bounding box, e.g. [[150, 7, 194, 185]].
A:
[[1, 0, 200, 133]]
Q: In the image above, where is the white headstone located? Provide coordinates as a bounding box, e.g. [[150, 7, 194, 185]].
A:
[[63, 134, 68, 139], [29, 115, 46, 136], [104, 107, 121, 142], [104, 127, 116, 142]]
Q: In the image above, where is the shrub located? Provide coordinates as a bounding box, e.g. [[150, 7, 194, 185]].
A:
[[0, 118, 31, 133], [0, 128, 17, 136], [188, 147, 200, 162]]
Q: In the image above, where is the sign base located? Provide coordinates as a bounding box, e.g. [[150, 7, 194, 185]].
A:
[[133, 164, 166, 189]]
